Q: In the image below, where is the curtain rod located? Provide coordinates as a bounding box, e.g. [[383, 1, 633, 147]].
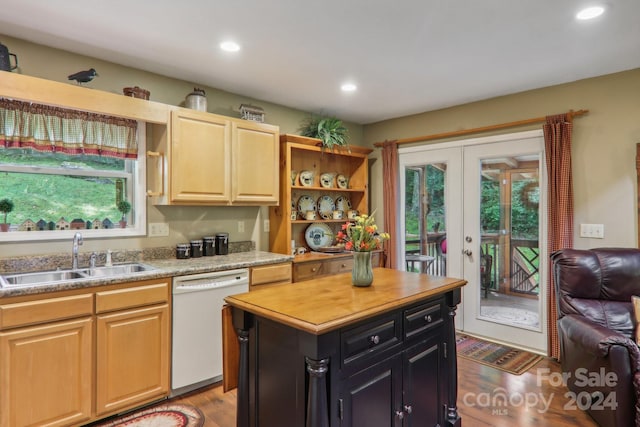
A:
[[373, 109, 589, 148]]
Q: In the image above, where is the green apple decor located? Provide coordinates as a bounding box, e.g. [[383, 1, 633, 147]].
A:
[[0, 198, 14, 232]]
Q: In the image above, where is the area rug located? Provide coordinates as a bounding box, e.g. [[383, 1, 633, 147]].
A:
[[90, 403, 204, 427], [456, 334, 543, 375]]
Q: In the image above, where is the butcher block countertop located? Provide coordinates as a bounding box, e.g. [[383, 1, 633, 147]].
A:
[[225, 267, 466, 334]]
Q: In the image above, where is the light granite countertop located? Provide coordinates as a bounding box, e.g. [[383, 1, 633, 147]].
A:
[[0, 250, 293, 298]]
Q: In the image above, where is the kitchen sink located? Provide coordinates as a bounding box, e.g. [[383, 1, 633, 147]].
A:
[[0, 263, 157, 288], [82, 263, 156, 277], [1, 270, 87, 286]]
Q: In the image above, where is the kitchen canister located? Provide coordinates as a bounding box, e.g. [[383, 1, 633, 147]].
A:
[[190, 239, 203, 258], [176, 243, 190, 259], [203, 236, 216, 256], [215, 232, 229, 255], [185, 88, 207, 112]]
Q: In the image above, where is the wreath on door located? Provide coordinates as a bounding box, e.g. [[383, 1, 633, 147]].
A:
[[520, 181, 539, 210]]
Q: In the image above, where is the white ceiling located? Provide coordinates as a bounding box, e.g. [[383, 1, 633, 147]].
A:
[[1, 0, 639, 124]]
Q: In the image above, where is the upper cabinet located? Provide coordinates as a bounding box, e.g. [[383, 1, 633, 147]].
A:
[[148, 107, 280, 206]]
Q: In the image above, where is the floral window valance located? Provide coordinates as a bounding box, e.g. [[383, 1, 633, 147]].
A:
[[0, 98, 138, 159]]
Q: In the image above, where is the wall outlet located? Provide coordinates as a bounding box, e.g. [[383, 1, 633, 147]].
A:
[[238, 221, 245, 233], [148, 222, 169, 237], [580, 223, 604, 239], [264, 219, 270, 232]]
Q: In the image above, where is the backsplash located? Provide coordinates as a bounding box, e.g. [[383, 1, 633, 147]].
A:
[[0, 241, 255, 273]]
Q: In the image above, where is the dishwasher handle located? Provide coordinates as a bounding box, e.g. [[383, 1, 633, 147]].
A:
[[173, 270, 249, 293]]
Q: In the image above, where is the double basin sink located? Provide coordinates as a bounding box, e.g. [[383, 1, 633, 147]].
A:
[[0, 263, 157, 288]]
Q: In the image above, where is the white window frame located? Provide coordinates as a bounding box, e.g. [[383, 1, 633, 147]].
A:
[[0, 124, 147, 242]]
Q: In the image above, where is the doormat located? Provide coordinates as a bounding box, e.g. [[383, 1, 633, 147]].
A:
[[89, 403, 204, 427], [456, 334, 543, 375]]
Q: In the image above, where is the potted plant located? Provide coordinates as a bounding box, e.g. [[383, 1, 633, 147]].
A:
[[0, 198, 14, 232], [116, 200, 131, 228], [298, 115, 349, 151]]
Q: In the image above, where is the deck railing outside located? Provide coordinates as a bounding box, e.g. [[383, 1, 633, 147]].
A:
[[406, 234, 539, 296]]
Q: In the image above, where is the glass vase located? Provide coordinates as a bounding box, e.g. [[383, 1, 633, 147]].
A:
[[352, 251, 374, 287]]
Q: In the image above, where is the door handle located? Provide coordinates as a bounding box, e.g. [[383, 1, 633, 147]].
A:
[[462, 249, 472, 256]]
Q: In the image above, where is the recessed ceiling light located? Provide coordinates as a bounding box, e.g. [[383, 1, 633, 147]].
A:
[[576, 6, 605, 20], [341, 83, 357, 92], [220, 41, 240, 52]]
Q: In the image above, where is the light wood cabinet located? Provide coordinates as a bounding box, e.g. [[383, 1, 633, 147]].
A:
[[96, 305, 169, 415], [269, 134, 375, 282], [269, 134, 373, 256], [0, 296, 93, 427], [250, 262, 292, 288], [95, 283, 170, 416], [169, 109, 231, 203], [0, 279, 171, 427], [148, 107, 279, 206]]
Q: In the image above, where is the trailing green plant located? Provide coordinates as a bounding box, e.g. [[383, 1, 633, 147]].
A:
[[298, 115, 349, 150], [0, 198, 14, 224]]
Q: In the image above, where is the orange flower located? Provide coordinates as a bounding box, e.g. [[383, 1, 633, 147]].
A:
[[334, 211, 389, 252]]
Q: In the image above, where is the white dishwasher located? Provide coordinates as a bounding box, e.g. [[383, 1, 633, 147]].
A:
[[171, 268, 249, 395]]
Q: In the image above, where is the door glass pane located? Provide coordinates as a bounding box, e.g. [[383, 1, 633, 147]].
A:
[[404, 164, 447, 276], [478, 156, 540, 329]]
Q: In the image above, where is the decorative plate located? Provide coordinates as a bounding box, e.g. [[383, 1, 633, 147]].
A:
[[297, 195, 316, 215], [317, 195, 335, 219], [299, 170, 314, 187], [336, 174, 349, 189], [335, 196, 352, 212], [305, 223, 333, 250]]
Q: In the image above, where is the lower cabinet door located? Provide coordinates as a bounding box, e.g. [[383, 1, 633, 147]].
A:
[[96, 304, 170, 416], [0, 318, 93, 427], [340, 354, 403, 427], [403, 338, 443, 426]]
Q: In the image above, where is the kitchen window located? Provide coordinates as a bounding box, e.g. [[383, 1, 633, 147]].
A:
[[0, 99, 146, 241]]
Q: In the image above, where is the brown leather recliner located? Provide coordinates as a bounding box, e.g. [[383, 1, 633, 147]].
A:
[[551, 248, 640, 427]]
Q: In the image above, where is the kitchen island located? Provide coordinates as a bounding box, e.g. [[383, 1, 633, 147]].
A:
[[225, 268, 466, 427]]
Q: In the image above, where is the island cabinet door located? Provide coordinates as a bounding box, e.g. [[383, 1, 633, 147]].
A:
[[402, 337, 444, 427], [338, 354, 403, 427]]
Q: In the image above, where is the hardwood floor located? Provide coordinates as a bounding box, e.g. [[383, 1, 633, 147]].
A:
[[170, 356, 598, 426]]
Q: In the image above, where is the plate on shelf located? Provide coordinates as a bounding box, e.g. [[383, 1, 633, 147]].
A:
[[336, 174, 349, 189], [335, 196, 352, 212], [317, 195, 335, 219], [297, 195, 316, 216], [305, 223, 333, 250]]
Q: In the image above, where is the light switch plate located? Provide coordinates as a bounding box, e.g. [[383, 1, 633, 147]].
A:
[[148, 222, 169, 237], [580, 223, 604, 239]]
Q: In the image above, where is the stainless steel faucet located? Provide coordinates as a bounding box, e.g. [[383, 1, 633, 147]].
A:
[[72, 232, 83, 270]]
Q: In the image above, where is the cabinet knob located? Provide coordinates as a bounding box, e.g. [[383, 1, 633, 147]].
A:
[[311, 267, 317, 272], [404, 404, 413, 414], [341, 263, 347, 268], [395, 410, 404, 420], [369, 335, 380, 345], [425, 315, 432, 322]]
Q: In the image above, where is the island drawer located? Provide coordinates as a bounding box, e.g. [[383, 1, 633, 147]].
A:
[[341, 313, 401, 368], [404, 300, 443, 339]]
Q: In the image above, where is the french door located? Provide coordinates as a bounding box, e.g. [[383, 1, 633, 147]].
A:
[[398, 130, 547, 353]]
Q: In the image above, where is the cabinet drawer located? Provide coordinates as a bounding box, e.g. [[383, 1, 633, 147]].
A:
[[0, 294, 93, 330], [251, 263, 292, 286], [293, 261, 326, 282], [326, 257, 353, 274], [341, 314, 401, 367], [404, 300, 443, 339], [96, 281, 169, 313]]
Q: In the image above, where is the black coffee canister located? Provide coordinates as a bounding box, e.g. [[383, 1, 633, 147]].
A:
[[215, 232, 229, 255], [203, 236, 216, 256], [176, 243, 190, 259], [190, 239, 203, 258]]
